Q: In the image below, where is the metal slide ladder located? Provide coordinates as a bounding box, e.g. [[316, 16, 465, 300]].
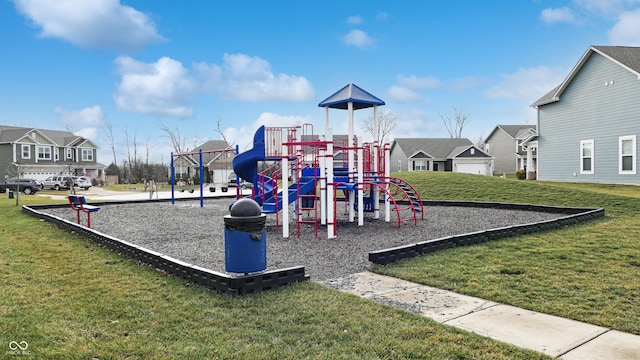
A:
[[388, 177, 425, 219]]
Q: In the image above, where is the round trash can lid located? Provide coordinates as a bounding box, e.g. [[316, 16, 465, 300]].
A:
[[229, 198, 262, 217]]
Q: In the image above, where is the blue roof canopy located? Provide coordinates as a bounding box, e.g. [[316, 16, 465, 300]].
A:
[[318, 83, 385, 110]]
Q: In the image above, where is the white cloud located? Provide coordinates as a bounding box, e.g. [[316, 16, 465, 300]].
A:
[[485, 66, 566, 101], [573, 0, 640, 17], [343, 29, 375, 49], [386, 75, 441, 103], [386, 85, 422, 102], [390, 108, 442, 139], [54, 105, 105, 128], [396, 75, 442, 90], [74, 127, 99, 142], [193, 53, 315, 102], [346, 15, 363, 25], [12, 0, 164, 51], [113, 56, 196, 117], [541, 7, 579, 23], [224, 112, 314, 151], [608, 9, 640, 45]]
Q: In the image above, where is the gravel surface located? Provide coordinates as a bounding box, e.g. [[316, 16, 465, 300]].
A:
[[44, 199, 564, 281]]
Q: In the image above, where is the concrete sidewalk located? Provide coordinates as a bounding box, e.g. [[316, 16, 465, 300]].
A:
[[322, 272, 640, 359]]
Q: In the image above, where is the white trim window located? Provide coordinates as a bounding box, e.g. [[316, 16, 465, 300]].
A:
[[21, 144, 31, 159], [619, 135, 636, 174], [37, 145, 52, 160], [580, 139, 594, 174], [81, 148, 94, 161], [66, 148, 73, 159], [411, 160, 428, 171]]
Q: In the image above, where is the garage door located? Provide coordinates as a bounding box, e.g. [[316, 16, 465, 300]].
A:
[[456, 163, 489, 176]]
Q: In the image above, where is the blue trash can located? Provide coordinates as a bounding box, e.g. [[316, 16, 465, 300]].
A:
[[224, 198, 266, 274]]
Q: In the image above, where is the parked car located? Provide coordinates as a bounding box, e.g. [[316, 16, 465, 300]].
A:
[[0, 178, 41, 194], [72, 176, 92, 190], [228, 172, 237, 186], [40, 175, 73, 190]]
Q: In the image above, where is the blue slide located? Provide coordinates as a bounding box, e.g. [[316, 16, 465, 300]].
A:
[[233, 126, 317, 214]]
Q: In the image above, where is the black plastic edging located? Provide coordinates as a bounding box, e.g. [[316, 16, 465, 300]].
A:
[[23, 205, 309, 296], [368, 205, 604, 266]]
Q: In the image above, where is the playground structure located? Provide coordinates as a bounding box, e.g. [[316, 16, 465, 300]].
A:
[[233, 83, 424, 238]]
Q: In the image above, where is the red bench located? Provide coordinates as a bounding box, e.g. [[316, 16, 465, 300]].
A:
[[68, 195, 100, 228]]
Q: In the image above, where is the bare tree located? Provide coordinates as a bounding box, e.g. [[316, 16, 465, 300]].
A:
[[104, 121, 117, 165], [473, 131, 486, 150], [440, 107, 471, 138], [215, 117, 233, 147], [362, 109, 397, 145], [124, 128, 145, 182], [145, 135, 152, 165], [5, 162, 24, 206], [158, 121, 189, 154]]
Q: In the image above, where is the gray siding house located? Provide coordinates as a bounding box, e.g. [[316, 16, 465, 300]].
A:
[[485, 125, 536, 175], [0, 125, 105, 182], [532, 45, 640, 184], [390, 138, 493, 175]]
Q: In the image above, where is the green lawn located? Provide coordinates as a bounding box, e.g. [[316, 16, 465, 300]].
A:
[[1, 173, 638, 358], [374, 172, 640, 335], [1, 193, 549, 359]]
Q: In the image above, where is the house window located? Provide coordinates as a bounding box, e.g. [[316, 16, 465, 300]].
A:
[[619, 135, 636, 174], [81, 149, 93, 161], [67, 148, 72, 159], [21, 145, 31, 159], [470, 148, 475, 155], [54, 149, 59, 161], [580, 139, 594, 174], [37, 146, 52, 160], [412, 160, 428, 171]]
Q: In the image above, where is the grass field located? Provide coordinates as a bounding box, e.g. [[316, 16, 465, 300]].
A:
[[1, 173, 638, 358], [375, 172, 640, 335]]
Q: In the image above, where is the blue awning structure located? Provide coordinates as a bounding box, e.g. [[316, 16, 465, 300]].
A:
[[318, 83, 385, 110]]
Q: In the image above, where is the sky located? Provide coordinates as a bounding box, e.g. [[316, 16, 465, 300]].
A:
[[2, 0, 640, 165]]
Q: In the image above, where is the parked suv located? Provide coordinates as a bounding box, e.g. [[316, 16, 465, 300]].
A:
[[40, 175, 73, 190], [72, 176, 92, 190], [0, 178, 41, 194]]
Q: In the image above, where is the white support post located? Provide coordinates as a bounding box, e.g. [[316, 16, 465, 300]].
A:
[[282, 145, 289, 238], [324, 107, 329, 138], [348, 101, 355, 223], [319, 147, 327, 225], [384, 144, 391, 222], [357, 137, 364, 226], [326, 129, 335, 238], [373, 105, 380, 220], [373, 105, 380, 176]]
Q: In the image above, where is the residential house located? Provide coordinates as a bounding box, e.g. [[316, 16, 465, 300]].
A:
[[300, 133, 357, 169], [390, 138, 493, 175], [173, 140, 235, 184], [485, 125, 537, 175], [531, 45, 640, 184], [0, 125, 105, 182]]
